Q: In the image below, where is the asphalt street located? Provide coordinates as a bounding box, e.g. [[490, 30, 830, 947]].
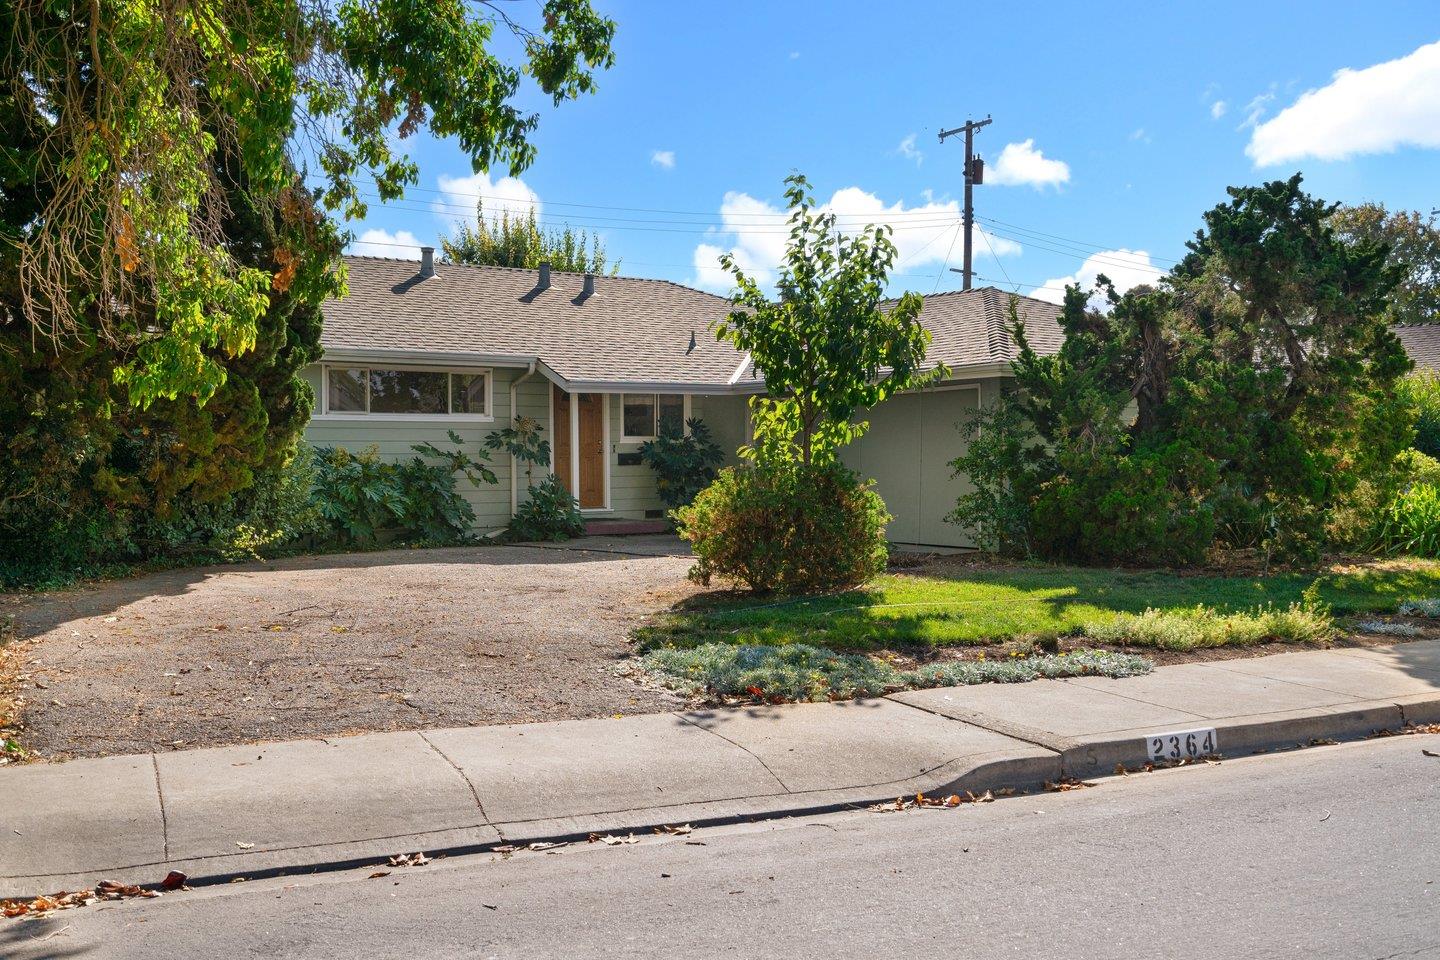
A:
[[5, 735, 1437, 960]]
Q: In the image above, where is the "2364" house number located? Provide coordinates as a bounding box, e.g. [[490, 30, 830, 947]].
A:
[[1146, 727, 1218, 761]]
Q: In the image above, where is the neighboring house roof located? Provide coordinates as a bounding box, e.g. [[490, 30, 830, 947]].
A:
[[320, 255, 1065, 391], [1395, 324, 1440, 370], [899, 286, 1065, 371]]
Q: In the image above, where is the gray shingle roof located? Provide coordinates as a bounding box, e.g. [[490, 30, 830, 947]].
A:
[[320, 256, 1064, 389], [897, 286, 1065, 369], [1395, 324, 1440, 370], [321, 256, 745, 389]]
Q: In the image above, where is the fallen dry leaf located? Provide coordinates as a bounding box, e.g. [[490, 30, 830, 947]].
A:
[[653, 824, 693, 836], [1044, 778, 1097, 792], [589, 833, 641, 846], [234, 841, 255, 850], [367, 871, 391, 880]]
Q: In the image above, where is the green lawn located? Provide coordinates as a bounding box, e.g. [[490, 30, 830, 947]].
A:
[[638, 559, 1440, 652]]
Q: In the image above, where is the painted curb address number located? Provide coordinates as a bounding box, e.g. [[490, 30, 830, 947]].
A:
[[1145, 727, 1218, 761]]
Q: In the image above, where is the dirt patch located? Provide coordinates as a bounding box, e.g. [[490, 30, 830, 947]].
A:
[[3, 539, 702, 760]]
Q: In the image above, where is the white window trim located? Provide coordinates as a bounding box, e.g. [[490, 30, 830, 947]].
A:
[[315, 363, 495, 422], [618, 393, 691, 442]]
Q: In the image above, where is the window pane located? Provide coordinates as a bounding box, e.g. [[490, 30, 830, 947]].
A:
[[368, 370, 447, 414], [451, 373, 487, 414], [623, 394, 656, 437], [328, 367, 366, 412], [657, 395, 685, 436]]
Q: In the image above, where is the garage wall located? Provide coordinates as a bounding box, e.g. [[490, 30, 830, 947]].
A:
[[840, 380, 990, 548]]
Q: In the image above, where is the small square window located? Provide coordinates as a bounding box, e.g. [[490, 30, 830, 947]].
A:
[[622, 394, 656, 438], [328, 367, 367, 412], [451, 373, 487, 414]]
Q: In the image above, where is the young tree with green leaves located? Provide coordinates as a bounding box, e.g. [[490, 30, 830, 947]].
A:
[[442, 202, 616, 274], [716, 173, 939, 465], [677, 173, 934, 593]]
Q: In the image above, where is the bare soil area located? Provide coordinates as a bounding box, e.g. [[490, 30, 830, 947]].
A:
[[2, 537, 700, 759]]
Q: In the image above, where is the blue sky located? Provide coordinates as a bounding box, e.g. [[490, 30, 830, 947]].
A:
[[345, 2, 1440, 302]]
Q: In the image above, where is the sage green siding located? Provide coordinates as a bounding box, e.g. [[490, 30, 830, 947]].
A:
[[604, 392, 751, 520], [301, 364, 533, 533], [840, 381, 982, 548]]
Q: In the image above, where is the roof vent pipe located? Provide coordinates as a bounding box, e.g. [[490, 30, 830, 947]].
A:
[[419, 246, 435, 278], [582, 272, 595, 299], [538, 261, 551, 290]]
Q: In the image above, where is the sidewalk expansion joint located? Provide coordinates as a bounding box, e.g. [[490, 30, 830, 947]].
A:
[[882, 693, 1073, 755], [672, 713, 791, 793], [151, 753, 170, 862]]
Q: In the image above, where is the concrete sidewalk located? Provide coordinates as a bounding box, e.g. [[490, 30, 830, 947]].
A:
[[3, 641, 1438, 898]]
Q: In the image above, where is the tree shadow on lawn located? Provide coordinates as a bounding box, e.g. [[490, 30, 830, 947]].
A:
[[647, 559, 1440, 652]]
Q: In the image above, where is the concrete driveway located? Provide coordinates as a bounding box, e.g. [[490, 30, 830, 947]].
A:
[[5, 537, 696, 759]]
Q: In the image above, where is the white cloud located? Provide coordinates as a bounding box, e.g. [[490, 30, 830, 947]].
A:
[[1210, 99, 1228, 119], [434, 171, 540, 224], [1238, 90, 1276, 131], [987, 139, 1070, 189], [896, 133, 924, 166], [689, 186, 1020, 293], [789, 51, 800, 60], [1030, 249, 1161, 305], [651, 149, 676, 170], [350, 228, 424, 260], [1247, 39, 1440, 166], [1129, 128, 1152, 144]]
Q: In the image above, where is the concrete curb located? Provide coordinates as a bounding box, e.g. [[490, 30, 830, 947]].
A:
[[3, 652, 1437, 900]]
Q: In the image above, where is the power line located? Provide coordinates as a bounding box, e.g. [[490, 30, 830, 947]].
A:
[[346, 237, 699, 270], [346, 192, 966, 236], [932, 222, 962, 294], [313, 173, 972, 222], [978, 227, 1015, 288], [980, 228, 1169, 277], [976, 214, 1182, 265]]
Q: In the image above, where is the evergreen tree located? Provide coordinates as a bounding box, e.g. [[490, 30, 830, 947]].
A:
[[441, 202, 617, 274]]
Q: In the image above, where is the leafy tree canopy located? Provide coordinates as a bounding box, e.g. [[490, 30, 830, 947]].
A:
[[3, 0, 616, 407], [716, 173, 939, 465], [442, 202, 616, 274], [1330, 203, 1440, 326]]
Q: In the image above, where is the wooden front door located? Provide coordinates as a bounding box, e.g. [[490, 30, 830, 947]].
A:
[[553, 387, 605, 509]]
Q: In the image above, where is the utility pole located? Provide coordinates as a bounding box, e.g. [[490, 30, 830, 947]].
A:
[[938, 115, 991, 290]]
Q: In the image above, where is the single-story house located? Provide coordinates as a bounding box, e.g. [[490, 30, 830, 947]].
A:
[[302, 248, 1050, 547], [1395, 324, 1440, 371]]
